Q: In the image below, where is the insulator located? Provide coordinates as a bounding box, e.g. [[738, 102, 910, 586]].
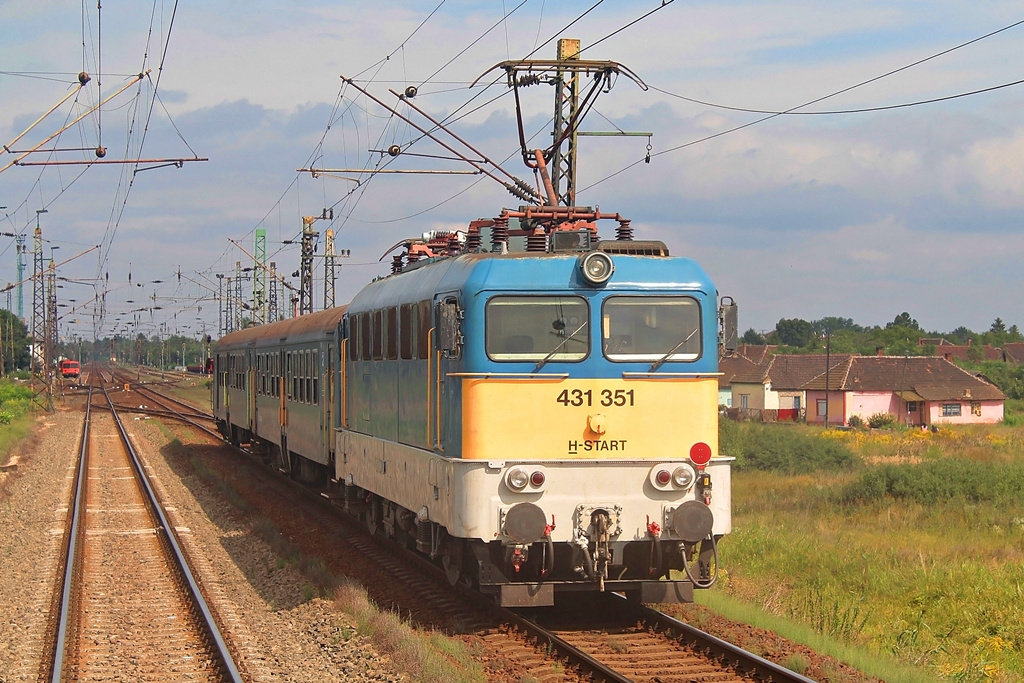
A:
[[447, 235, 461, 256], [94, 146, 107, 158], [616, 219, 634, 241], [406, 249, 420, 263], [504, 181, 531, 202], [387, 144, 401, 156], [490, 217, 509, 253], [415, 518, 432, 554], [526, 228, 547, 252], [465, 228, 481, 252], [391, 254, 403, 274], [405, 85, 418, 98], [78, 72, 91, 85], [516, 73, 542, 87]]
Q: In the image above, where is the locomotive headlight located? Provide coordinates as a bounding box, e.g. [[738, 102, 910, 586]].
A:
[[506, 467, 530, 491], [672, 464, 696, 490], [578, 251, 614, 286]]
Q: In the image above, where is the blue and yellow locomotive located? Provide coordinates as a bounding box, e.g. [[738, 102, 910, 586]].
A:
[[213, 212, 736, 607]]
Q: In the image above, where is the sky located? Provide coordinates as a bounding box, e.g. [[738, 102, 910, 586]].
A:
[[1, 1, 1023, 344]]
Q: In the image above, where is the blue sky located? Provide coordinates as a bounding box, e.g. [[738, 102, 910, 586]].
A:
[[1, 1, 1023, 342]]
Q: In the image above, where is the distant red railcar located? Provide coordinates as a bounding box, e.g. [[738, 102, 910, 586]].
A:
[[60, 359, 81, 379]]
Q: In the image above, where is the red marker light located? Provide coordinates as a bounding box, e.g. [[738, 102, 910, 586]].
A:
[[656, 469, 672, 485], [531, 471, 546, 487], [689, 442, 713, 467]]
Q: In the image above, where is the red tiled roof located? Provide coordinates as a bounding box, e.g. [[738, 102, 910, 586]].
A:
[[802, 356, 1003, 401]]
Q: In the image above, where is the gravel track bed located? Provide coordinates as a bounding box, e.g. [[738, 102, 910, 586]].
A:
[[0, 399, 403, 683]]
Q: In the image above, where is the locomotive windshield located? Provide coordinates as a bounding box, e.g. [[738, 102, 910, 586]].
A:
[[486, 296, 589, 362], [602, 296, 702, 362]]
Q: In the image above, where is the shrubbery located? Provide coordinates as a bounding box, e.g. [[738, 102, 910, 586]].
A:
[[840, 459, 1024, 505], [719, 420, 857, 473], [866, 412, 897, 429]]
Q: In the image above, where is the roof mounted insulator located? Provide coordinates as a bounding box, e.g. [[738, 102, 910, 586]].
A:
[[391, 254, 403, 274], [447, 234, 462, 256], [491, 216, 509, 254], [526, 227, 547, 252], [616, 218, 633, 241]]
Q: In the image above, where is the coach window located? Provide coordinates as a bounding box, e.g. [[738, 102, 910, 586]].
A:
[[286, 352, 294, 400], [312, 349, 319, 404], [486, 295, 588, 362], [305, 350, 313, 403], [602, 296, 702, 362]]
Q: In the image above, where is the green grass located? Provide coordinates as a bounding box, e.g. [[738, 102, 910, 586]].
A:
[[712, 420, 1024, 681]]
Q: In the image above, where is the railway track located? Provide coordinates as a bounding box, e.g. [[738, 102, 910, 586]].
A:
[[101, 362, 820, 681], [44, 378, 242, 682]]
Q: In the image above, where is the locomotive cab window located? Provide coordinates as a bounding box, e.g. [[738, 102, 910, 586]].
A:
[[486, 295, 589, 362], [602, 296, 702, 362]]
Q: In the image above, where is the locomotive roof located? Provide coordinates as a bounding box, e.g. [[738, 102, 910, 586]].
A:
[[214, 305, 347, 351], [348, 250, 715, 312]]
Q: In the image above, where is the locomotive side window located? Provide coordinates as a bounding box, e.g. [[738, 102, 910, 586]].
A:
[[311, 349, 319, 404], [359, 312, 371, 360], [417, 300, 432, 359], [348, 316, 359, 361], [601, 296, 702, 362], [399, 304, 413, 360], [485, 296, 589, 362], [386, 307, 398, 360], [372, 310, 384, 360]]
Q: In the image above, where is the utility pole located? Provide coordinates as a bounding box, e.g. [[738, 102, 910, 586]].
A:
[[268, 262, 279, 323], [253, 228, 266, 325], [551, 38, 580, 207], [224, 276, 233, 334], [30, 211, 51, 411], [299, 209, 331, 316]]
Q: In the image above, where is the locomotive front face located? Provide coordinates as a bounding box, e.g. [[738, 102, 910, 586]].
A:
[[452, 253, 731, 602]]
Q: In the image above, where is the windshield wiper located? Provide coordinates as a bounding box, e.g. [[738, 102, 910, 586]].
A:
[[534, 321, 588, 372], [649, 327, 699, 372]]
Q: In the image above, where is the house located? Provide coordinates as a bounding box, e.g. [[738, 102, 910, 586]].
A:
[[729, 353, 853, 421], [802, 356, 1004, 426], [718, 352, 761, 408], [1003, 342, 1024, 363], [916, 338, 1003, 362]]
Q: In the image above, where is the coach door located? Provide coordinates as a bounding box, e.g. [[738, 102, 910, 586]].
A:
[[322, 342, 334, 464]]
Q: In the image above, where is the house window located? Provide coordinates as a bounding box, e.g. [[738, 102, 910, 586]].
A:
[[739, 394, 749, 409], [906, 401, 919, 413], [942, 403, 961, 417], [817, 399, 827, 417], [971, 401, 982, 416]]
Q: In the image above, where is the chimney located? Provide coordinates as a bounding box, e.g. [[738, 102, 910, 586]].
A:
[[967, 339, 972, 347], [944, 352, 952, 361], [876, 346, 884, 356]]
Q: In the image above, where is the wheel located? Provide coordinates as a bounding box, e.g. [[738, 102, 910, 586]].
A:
[[365, 496, 381, 536], [441, 537, 464, 586]]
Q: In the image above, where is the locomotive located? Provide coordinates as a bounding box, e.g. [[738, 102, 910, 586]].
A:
[[212, 215, 737, 606]]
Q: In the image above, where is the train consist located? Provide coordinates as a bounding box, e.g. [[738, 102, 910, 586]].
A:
[[213, 219, 737, 606], [212, 51, 737, 606]]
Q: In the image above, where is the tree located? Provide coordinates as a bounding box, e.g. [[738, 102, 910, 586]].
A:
[[775, 318, 813, 348], [991, 318, 1006, 334], [886, 312, 920, 331], [0, 310, 30, 374], [741, 328, 765, 345]]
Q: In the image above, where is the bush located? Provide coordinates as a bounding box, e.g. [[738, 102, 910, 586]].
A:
[[867, 412, 897, 429], [847, 415, 864, 429], [840, 459, 1024, 505], [720, 420, 857, 473]]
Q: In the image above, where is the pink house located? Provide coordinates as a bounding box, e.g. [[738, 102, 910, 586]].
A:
[[803, 356, 1005, 426]]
